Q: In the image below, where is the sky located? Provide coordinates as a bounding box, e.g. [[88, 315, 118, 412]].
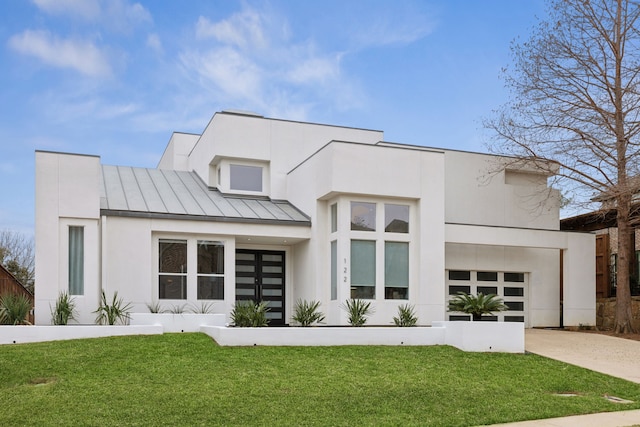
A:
[[0, 0, 546, 235]]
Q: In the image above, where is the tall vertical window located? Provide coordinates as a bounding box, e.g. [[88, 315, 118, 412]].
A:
[[350, 240, 376, 299], [385, 204, 409, 233], [351, 202, 376, 231], [331, 240, 337, 300], [159, 239, 187, 299], [68, 226, 84, 295], [230, 164, 262, 192], [385, 242, 408, 299], [197, 241, 224, 299], [330, 203, 338, 233]]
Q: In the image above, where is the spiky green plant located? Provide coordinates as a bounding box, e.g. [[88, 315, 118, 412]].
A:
[[230, 300, 270, 327], [0, 293, 32, 325], [291, 299, 325, 326], [94, 290, 132, 325], [448, 292, 507, 321], [393, 303, 418, 327], [51, 291, 77, 325], [189, 302, 215, 314], [167, 304, 187, 314], [146, 301, 163, 313], [341, 299, 373, 327]]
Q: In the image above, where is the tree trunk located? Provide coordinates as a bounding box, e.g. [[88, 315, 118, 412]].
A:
[[614, 198, 636, 333]]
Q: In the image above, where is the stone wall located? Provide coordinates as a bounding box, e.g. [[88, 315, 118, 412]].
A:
[[596, 296, 640, 330]]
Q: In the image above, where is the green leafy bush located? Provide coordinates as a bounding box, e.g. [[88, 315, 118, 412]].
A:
[[0, 293, 32, 325], [51, 291, 76, 325], [291, 299, 325, 326], [393, 303, 418, 327], [341, 299, 373, 327], [448, 292, 507, 321], [94, 290, 132, 325], [230, 300, 270, 327]]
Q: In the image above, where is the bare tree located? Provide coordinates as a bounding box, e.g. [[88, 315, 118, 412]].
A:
[[485, 0, 640, 333], [0, 229, 34, 293]]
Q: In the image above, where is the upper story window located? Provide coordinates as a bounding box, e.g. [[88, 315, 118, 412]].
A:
[[230, 164, 263, 192], [385, 204, 409, 233], [351, 202, 376, 231]]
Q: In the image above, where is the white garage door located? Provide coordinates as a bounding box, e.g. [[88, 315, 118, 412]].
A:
[[446, 270, 527, 324]]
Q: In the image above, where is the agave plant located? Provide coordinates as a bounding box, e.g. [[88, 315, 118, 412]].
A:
[[146, 301, 163, 313], [291, 299, 325, 326], [230, 300, 270, 327], [393, 303, 418, 327], [341, 299, 373, 327], [166, 304, 188, 314], [0, 293, 32, 325], [448, 292, 507, 321], [94, 290, 132, 325], [51, 291, 77, 325], [189, 301, 215, 314]]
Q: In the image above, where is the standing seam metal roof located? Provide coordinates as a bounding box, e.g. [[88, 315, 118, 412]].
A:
[[99, 165, 310, 225]]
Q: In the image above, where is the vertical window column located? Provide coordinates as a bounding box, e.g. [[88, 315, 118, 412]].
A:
[[68, 226, 84, 295], [159, 239, 187, 299], [197, 241, 224, 300]]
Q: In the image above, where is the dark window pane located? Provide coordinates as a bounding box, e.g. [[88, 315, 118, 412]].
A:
[[477, 271, 498, 281], [504, 287, 524, 297], [385, 287, 408, 299], [159, 275, 187, 299], [197, 276, 224, 300], [505, 316, 525, 322], [230, 164, 262, 192], [449, 270, 471, 281], [478, 286, 498, 295], [159, 240, 187, 273], [478, 316, 498, 322], [384, 204, 409, 233], [449, 315, 471, 321], [504, 272, 525, 282], [350, 285, 375, 299], [351, 202, 376, 231], [505, 301, 524, 311], [197, 241, 224, 274], [449, 285, 471, 295]]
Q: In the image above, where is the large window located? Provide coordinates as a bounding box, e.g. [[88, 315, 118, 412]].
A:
[[351, 240, 376, 299], [385, 242, 408, 299], [68, 226, 84, 295], [230, 164, 262, 192], [159, 239, 187, 299], [197, 241, 224, 300]]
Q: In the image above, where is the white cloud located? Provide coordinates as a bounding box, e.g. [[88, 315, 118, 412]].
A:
[[146, 33, 163, 54], [32, 0, 101, 20], [195, 9, 267, 50], [8, 30, 112, 77], [287, 54, 342, 85]]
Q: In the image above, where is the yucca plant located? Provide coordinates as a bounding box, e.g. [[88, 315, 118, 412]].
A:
[[230, 300, 270, 327], [291, 299, 325, 326], [166, 304, 187, 314], [146, 301, 163, 313], [448, 292, 507, 321], [0, 293, 32, 325], [189, 301, 215, 314], [51, 291, 77, 325], [94, 290, 132, 325], [393, 303, 418, 327], [341, 299, 373, 327]]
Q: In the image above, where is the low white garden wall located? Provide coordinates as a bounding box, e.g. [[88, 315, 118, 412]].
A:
[[129, 313, 226, 332], [0, 325, 163, 345], [202, 321, 525, 353]]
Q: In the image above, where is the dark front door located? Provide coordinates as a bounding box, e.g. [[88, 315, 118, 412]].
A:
[[235, 250, 286, 326]]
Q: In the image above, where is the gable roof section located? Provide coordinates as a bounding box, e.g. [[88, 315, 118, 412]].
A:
[[100, 165, 310, 226]]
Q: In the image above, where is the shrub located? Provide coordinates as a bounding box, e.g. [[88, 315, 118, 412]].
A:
[[189, 302, 215, 314], [341, 299, 373, 327], [94, 290, 132, 325], [51, 291, 77, 325], [0, 293, 32, 325], [146, 301, 163, 313], [393, 303, 418, 327], [291, 299, 325, 326], [166, 304, 187, 314], [448, 292, 507, 321], [230, 300, 270, 327]]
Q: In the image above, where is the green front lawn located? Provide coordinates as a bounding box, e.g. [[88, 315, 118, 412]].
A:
[[1, 333, 640, 426]]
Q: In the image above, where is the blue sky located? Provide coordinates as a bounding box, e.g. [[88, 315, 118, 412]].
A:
[[0, 0, 545, 235]]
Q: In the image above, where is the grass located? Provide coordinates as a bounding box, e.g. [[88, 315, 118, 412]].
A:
[[1, 334, 640, 426]]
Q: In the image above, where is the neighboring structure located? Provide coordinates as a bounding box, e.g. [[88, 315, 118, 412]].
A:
[[0, 263, 34, 324], [35, 110, 595, 327]]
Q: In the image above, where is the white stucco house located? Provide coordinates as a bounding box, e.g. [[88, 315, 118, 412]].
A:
[[34, 110, 595, 327]]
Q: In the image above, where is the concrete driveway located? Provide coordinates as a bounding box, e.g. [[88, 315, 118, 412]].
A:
[[525, 329, 640, 384]]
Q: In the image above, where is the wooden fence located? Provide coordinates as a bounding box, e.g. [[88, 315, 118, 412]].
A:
[[0, 267, 34, 325]]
